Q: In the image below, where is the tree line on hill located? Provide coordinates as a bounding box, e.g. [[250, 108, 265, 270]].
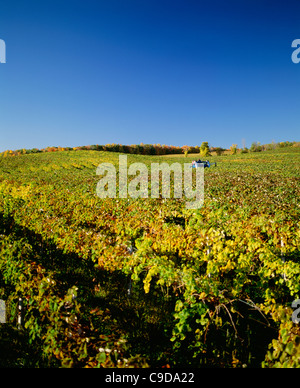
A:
[[0, 141, 299, 158]]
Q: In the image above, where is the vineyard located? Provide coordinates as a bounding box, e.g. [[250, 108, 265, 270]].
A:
[[0, 147, 299, 367]]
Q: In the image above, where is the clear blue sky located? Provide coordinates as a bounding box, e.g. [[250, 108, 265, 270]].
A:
[[0, 0, 299, 152]]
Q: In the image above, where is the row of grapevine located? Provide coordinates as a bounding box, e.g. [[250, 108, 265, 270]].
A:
[[0, 148, 299, 367]]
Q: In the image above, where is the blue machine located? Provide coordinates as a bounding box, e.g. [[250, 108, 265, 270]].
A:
[[191, 159, 217, 168]]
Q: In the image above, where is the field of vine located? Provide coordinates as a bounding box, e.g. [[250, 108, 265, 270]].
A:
[[0, 146, 299, 368]]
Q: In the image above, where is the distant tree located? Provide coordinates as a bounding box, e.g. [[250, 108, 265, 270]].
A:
[[182, 145, 190, 157], [199, 142, 211, 157], [214, 147, 225, 156], [278, 141, 294, 148], [265, 143, 274, 151], [230, 144, 237, 155], [250, 142, 262, 152]]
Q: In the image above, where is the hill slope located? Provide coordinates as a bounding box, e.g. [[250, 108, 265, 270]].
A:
[[0, 147, 299, 367]]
